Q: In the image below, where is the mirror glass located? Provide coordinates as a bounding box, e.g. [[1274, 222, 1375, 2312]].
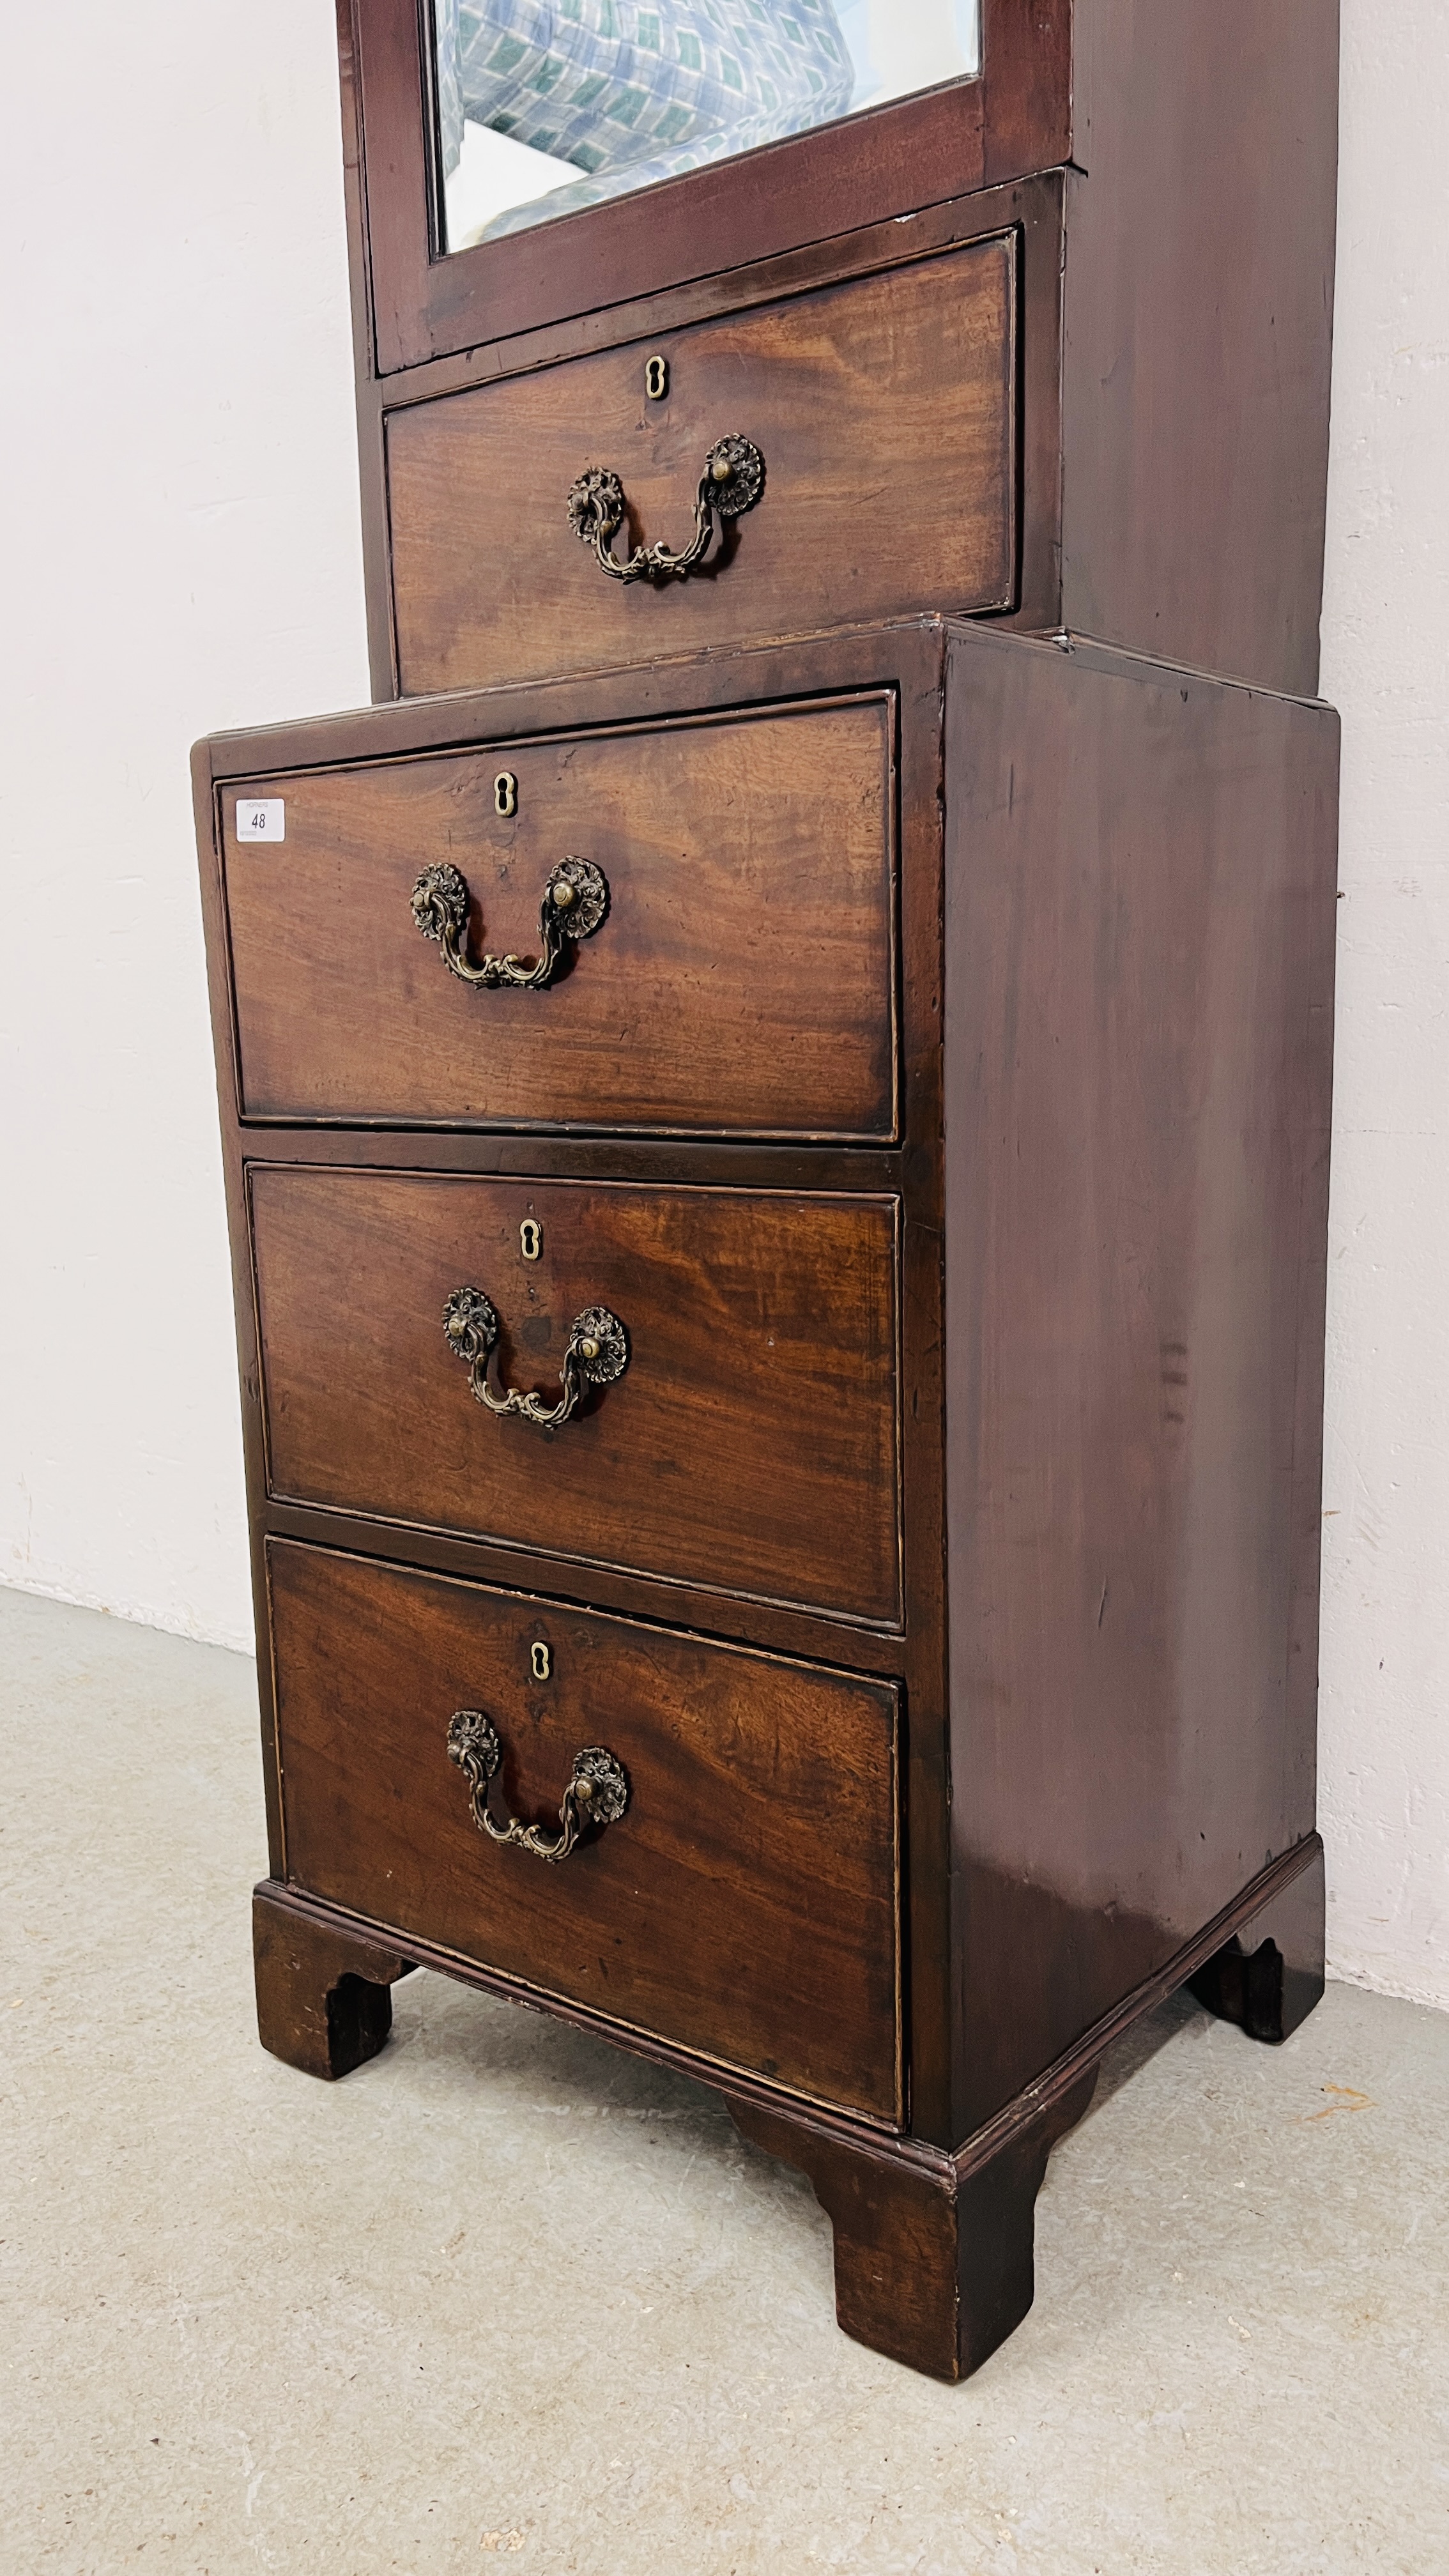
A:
[[433, 0, 982, 250]]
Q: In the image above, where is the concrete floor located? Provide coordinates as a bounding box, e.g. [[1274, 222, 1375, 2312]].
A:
[[3, 1588, 1448, 2575]]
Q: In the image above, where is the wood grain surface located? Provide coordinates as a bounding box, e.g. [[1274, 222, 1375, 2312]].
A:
[[942, 631, 1338, 2135], [728, 2066, 1096, 2379], [251, 1887, 410, 2080], [223, 695, 896, 1135], [387, 238, 1015, 693], [252, 1169, 902, 1623], [268, 1540, 901, 2120], [1059, 0, 1338, 695]]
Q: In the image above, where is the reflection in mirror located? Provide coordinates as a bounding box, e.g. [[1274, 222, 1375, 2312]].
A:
[[434, 0, 983, 251]]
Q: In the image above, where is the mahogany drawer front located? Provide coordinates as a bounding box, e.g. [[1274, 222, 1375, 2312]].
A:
[[267, 1542, 901, 2122], [222, 696, 896, 1137], [253, 1170, 902, 1626], [386, 236, 1016, 697]]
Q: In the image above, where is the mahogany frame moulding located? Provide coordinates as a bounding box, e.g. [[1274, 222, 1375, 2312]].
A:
[[344, 0, 1068, 371]]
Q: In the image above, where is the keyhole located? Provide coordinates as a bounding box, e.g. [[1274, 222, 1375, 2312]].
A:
[[645, 353, 669, 401], [530, 1641, 551, 1683], [519, 1218, 542, 1261], [494, 771, 518, 817]]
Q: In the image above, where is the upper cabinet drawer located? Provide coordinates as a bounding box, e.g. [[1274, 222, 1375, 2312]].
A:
[[385, 237, 1016, 696], [220, 693, 896, 1138]]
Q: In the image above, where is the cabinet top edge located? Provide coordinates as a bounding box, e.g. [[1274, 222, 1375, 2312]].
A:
[[195, 616, 1343, 783]]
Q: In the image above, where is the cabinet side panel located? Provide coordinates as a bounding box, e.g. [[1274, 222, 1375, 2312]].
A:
[[943, 631, 1337, 2137], [191, 741, 284, 1873], [1061, 0, 1338, 694]]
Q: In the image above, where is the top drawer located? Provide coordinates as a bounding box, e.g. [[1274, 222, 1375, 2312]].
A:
[[386, 235, 1016, 696], [217, 691, 896, 1137]]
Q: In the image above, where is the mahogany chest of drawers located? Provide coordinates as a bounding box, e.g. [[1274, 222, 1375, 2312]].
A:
[[198, 0, 1340, 2380], [195, 619, 1337, 2378]]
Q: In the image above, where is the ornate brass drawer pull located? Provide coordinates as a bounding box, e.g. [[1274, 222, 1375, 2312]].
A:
[[447, 1710, 629, 1864], [410, 855, 608, 990], [442, 1285, 628, 1430], [566, 434, 765, 584]]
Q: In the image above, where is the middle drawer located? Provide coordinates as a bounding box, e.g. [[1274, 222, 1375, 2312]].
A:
[[252, 1169, 902, 1626]]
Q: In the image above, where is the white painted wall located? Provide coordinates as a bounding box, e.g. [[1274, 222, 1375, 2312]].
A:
[[1, 8, 1445, 2008], [1317, 8, 1449, 2007], [0, 4, 369, 1650]]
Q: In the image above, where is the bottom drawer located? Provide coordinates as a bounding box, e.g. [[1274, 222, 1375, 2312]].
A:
[[267, 1541, 902, 2124]]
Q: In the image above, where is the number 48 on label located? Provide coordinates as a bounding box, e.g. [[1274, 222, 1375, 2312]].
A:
[[236, 799, 285, 842]]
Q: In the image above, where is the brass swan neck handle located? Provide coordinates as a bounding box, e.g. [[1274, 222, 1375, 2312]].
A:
[[411, 856, 608, 990], [447, 1710, 629, 1864], [566, 434, 765, 584], [442, 1286, 628, 1432]]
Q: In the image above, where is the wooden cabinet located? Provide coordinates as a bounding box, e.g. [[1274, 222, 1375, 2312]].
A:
[[195, 1, 1340, 2382]]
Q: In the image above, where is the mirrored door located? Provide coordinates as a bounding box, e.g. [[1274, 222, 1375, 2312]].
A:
[[431, 0, 983, 250]]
